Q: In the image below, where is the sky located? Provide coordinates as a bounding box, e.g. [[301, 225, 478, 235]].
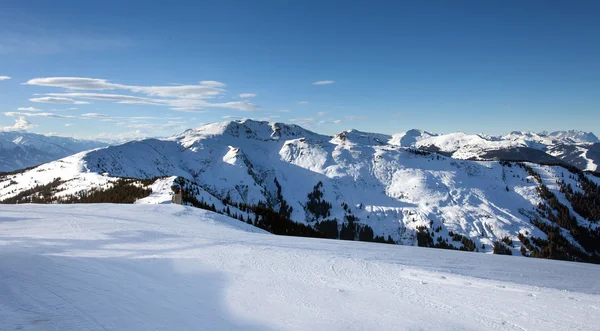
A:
[[0, 0, 599, 140]]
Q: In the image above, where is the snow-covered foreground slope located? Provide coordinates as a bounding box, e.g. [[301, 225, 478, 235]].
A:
[[1, 204, 599, 331], [0, 132, 106, 172]]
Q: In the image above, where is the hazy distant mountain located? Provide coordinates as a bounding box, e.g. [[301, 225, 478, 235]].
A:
[[0, 132, 106, 172], [547, 130, 599, 144]]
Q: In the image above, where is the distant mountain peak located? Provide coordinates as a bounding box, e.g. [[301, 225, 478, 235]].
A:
[[333, 129, 391, 145], [172, 120, 326, 146], [547, 130, 599, 144], [0, 131, 106, 172], [389, 129, 438, 147]]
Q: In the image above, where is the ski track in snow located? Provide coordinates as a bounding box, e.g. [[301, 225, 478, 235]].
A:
[[1, 204, 599, 331]]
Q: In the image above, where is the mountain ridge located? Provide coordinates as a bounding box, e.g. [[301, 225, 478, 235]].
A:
[[2, 119, 599, 263], [0, 131, 107, 173]]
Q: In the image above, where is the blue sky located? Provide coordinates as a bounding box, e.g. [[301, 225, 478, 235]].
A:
[[1, 0, 599, 140]]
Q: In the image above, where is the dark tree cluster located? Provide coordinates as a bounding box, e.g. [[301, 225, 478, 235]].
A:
[[0, 178, 155, 204], [0, 177, 64, 204], [274, 178, 293, 219], [559, 175, 600, 222], [492, 241, 513, 255], [316, 220, 339, 239], [517, 165, 600, 263], [517, 232, 536, 257], [66, 179, 153, 204], [176, 177, 325, 239], [416, 227, 476, 251], [447, 230, 477, 251], [501, 236, 514, 248], [536, 182, 600, 256], [406, 148, 431, 156], [526, 219, 592, 262], [316, 213, 394, 244], [305, 181, 332, 221], [246, 202, 325, 238], [340, 214, 359, 240]]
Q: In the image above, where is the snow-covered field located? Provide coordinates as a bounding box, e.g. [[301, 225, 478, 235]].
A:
[[1, 204, 598, 331]]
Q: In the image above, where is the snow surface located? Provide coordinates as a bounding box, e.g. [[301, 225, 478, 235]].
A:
[[1, 204, 599, 331]]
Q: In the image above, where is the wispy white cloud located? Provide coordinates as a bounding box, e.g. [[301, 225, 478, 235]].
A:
[[316, 118, 343, 126], [64, 123, 73, 127], [277, 109, 291, 113], [199, 81, 225, 88], [312, 80, 334, 85], [298, 101, 309, 105], [239, 93, 257, 98], [4, 111, 184, 127], [5, 111, 76, 118], [81, 113, 110, 119], [1, 117, 35, 132], [316, 112, 327, 116], [17, 106, 41, 112], [0, 76, 11, 81], [167, 99, 258, 112], [25, 77, 224, 99], [30, 97, 89, 104], [44, 92, 161, 105], [24, 77, 259, 112]]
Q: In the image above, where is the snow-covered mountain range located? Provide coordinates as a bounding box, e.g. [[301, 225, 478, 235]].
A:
[[0, 132, 106, 173], [2, 127, 597, 174], [2, 120, 599, 263], [394, 129, 599, 171]]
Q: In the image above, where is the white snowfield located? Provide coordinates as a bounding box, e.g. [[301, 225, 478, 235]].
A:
[[1, 204, 599, 331]]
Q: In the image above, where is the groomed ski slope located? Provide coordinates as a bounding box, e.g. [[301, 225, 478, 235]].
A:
[[1, 204, 599, 331]]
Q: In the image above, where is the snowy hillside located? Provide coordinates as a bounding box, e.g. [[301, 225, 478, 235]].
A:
[[0, 132, 106, 172], [1, 120, 599, 263], [547, 143, 600, 172], [1, 204, 599, 331]]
